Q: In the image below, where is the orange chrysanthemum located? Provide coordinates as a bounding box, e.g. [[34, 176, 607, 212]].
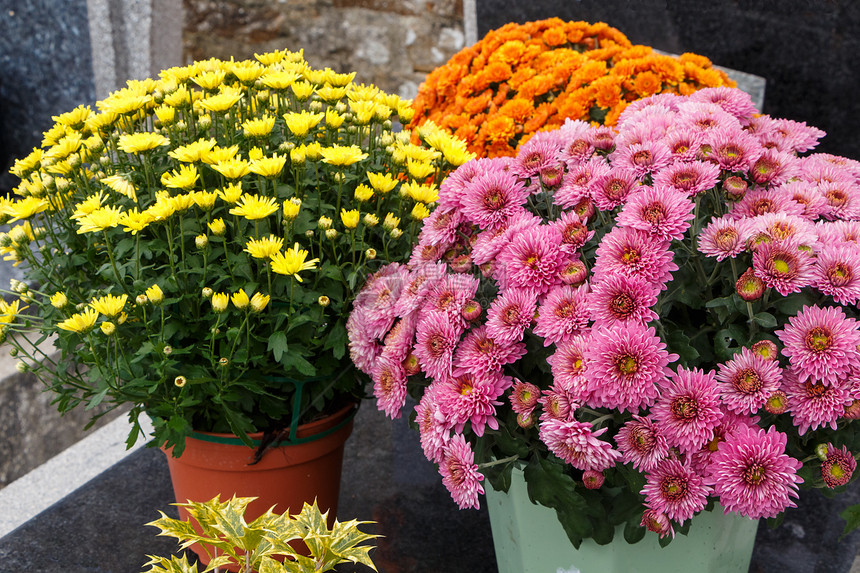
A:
[[411, 18, 734, 158]]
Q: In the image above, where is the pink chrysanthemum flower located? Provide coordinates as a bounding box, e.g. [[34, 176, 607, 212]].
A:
[[509, 378, 540, 416], [616, 186, 695, 242], [437, 159, 482, 212], [616, 101, 676, 136], [651, 160, 720, 197], [715, 347, 783, 415], [422, 273, 480, 327], [584, 322, 678, 413], [513, 131, 563, 181], [806, 152, 860, 180], [752, 241, 816, 296], [729, 188, 806, 220], [817, 220, 860, 245], [782, 180, 828, 221], [688, 407, 762, 475], [469, 211, 541, 267], [418, 207, 465, 248], [704, 425, 803, 520], [663, 128, 705, 163], [641, 509, 674, 539], [435, 370, 511, 436], [587, 272, 659, 327], [496, 225, 566, 294], [818, 180, 860, 221], [352, 263, 408, 339], [767, 118, 826, 154], [538, 385, 578, 422], [548, 335, 592, 401], [592, 168, 640, 211], [618, 94, 681, 123], [532, 284, 590, 346], [782, 366, 852, 434], [415, 384, 449, 463], [439, 434, 485, 510], [642, 458, 710, 525], [460, 169, 529, 231], [538, 418, 621, 471], [611, 140, 673, 178], [372, 354, 409, 419], [615, 415, 669, 472], [705, 127, 763, 172], [557, 119, 596, 166], [821, 443, 857, 488], [409, 242, 444, 267], [413, 311, 463, 380], [554, 161, 611, 209], [652, 366, 724, 454], [813, 242, 860, 306], [676, 101, 742, 135], [749, 148, 800, 188], [746, 212, 819, 248], [588, 125, 616, 152], [552, 210, 594, 254], [689, 87, 758, 124], [485, 287, 538, 345], [697, 215, 751, 261], [392, 263, 446, 318], [592, 226, 678, 289], [346, 306, 383, 375], [775, 305, 860, 384], [452, 325, 526, 377]]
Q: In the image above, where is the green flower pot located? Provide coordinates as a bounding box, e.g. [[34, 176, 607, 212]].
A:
[[485, 468, 759, 573]]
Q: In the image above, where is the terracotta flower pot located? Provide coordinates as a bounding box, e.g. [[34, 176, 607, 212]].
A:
[[161, 402, 357, 565]]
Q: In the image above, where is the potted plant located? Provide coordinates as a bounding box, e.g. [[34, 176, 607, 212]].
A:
[[409, 18, 734, 158], [0, 48, 472, 554], [348, 86, 860, 571]]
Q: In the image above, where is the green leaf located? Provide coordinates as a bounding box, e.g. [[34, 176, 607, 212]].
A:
[[623, 519, 646, 544], [752, 312, 778, 329], [267, 331, 288, 363], [281, 352, 317, 376], [665, 329, 700, 363], [523, 458, 592, 547], [840, 504, 860, 540]]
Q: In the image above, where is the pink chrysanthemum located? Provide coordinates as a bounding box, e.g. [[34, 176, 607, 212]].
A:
[[715, 347, 783, 415], [588, 125, 616, 152], [689, 87, 758, 124], [409, 242, 444, 267], [592, 226, 678, 289], [346, 306, 383, 375], [552, 210, 594, 254], [821, 443, 857, 488], [806, 153, 860, 180], [704, 127, 763, 172], [584, 322, 678, 413], [781, 180, 828, 221], [818, 180, 860, 221], [652, 366, 724, 454], [688, 407, 762, 475], [587, 272, 659, 327], [611, 140, 673, 178], [697, 215, 751, 261], [437, 159, 482, 212], [352, 263, 408, 339], [513, 131, 563, 180], [415, 383, 449, 463], [817, 220, 860, 245], [641, 509, 674, 539], [469, 211, 541, 267], [749, 148, 800, 187], [452, 325, 526, 377], [704, 425, 803, 520], [538, 418, 621, 471], [413, 311, 463, 380], [509, 378, 540, 416], [532, 284, 590, 346], [548, 334, 592, 401], [422, 273, 480, 327], [615, 415, 669, 472], [651, 160, 720, 197], [460, 169, 529, 231], [557, 119, 596, 166], [554, 161, 611, 209], [435, 370, 511, 436], [485, 287, 538, 345], [775, 305, 860, 384], [746, 212, 819, 248], [766, 118, 826, 154], [729, 189, 806, 220], [676, 101, 742, 135], [418, 207, 465, 248], [813, 242, 860, 305], [752, 241, 816, 296], [782, 366, 852, 434], [663, 128, 705, 163], [539, 384, 579, 422], [439, 434, 485, 510], [616, 186, 695, 241], [392, 263, 446, 318], [591, 168, 640, 211], [372, 354, 408, 419], [616, 101, 676, 137], [642, 458, 710, 525], [496, 225, 566, 294], [618, 94, 681, 124]]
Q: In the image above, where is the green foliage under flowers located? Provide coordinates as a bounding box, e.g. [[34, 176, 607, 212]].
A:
[[1, 49, 472, 454], [144, 496, 377, 572]]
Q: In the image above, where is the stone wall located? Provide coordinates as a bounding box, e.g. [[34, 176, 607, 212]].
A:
[[182, 0, 468, 99]]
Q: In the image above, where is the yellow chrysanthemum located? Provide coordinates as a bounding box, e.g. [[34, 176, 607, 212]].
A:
[[145, 284, 164, 304], [10, 148, 42, 179], [320, 145, 368, 167], [50, 292, 68, 309], [366, 171, 399, 194], [340, 208, 360, 229], [6, 196, 49, 222], [160, 164, 200, 190], [197, 86, 243, 113], [44, 132, 82, 162], [145, 196, 177, 222], [171, 193, 196, 212], [245, 235, 284, 259], [410, 202, 431, 220], [284, 110, 324, 138], [317, 86, 348, 103], [283, 198, 301, 220], [403, 181, 439, 204], [250, 292, 270, 312], [208, 218, 226, 236], [162, 85, 192, 108], [291, 81, 315, 100], [248, 153, 287, 178], [290, 146, 306, 165], [242, 115, 276, 137], [228, 194, 279, 220], [406, 158, 436, 180], [230, 60, 264, 84], [193, 190, 218, 210], [211, 292, 229, 313], [89, 293, 128, 317], [101, 174, 138, 202], [75, 206, 123, 234], [210, 158, 250, 181], [57, 308, 99, 333], [303, 141, 322, 160], [71, 192, 106, 220], [260, 69, 301, 90], [324, 108, 345, 129], [217, 183, 244, 204], [231, 289, 250, 309], [201, 144, 239, 165], [169, 138, 218, 163], [53, 104, 91, 129], [354, 184, 374, 202], [192, 70, 226, 91], [270, 242, 319, 282], [117, 132, 169, 154], [0, 300, 25, 325], [153, 105, 176, 125], [118, 208, 153, 234]]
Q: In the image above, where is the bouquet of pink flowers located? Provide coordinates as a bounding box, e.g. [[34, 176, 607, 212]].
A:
[[347, 86, 860, 545]]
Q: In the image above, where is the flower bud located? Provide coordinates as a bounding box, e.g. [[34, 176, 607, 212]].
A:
[[318, 295, 330, 307], [208, 218, 226, 236], [174, 375, 187, 388], [462, 299, 482, 322], [389, 228, 403, 239], [815, 443, 830, 462], [363, 213, 379, 227], [163, 345, 173, 355], [50, 292, 68, 309], [641, 509, 673, 539], [99, 321, 115, 335], [821, 443, 857, 488], [325, 228, 339, 240], [318, 216, 333, 230], [582, 470, 604, 490], [305, 229, 315, 238], [231, 289, 250, 310], [560, 259, 588, 286], [449, 254, 473, 273], [844, 399, 860, 420], [9, 347, 17, 357], [219, 357, 229, 367], [195, 234, 209, 249], [724, 176, 748, 201], [211, 292, 229, 312], [750, 339, 778, 361], [516, 411, 535, 429], [403, 352, 420, 376], [736, 267, 764, 301], [365, 248, 377, 260], [250, 292, 270, 312], [763, 390, 788, 415], [146, 284, 164, 305], [16, 361, 28, 373], [136, 294, 148, 306]]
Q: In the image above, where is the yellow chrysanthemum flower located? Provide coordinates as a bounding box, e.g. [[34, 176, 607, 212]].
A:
[[248, 153, 287, 178], [250, 292, 270, 312], [75, 206, 123, 234], [9, 148, 42, 179], [284, 110, 324, 138], [325, 108, 345, 129], [160, 164, 200, 190], [270, 243, 319, 282], [162, 85, 192, 108], [44, 132, 82, 162], [53, 104, 91, 129], [211, 157, 250, 180], [202, 144, 240, 165], [217, 183, 244, 204], [145, 196, 177, 222], [153, 104, 176, 125], [363, 213, 379, 227], [117, 132, 169, 154], [403, 181, 439, 204], [317, 86, 348, 104], [340, 208, 360, 229], [193, 190, 218, 210], [89, 293, 128, 317], [410, 202, 431, 220], [208, 218, 226, 236], [57, 308, 99, 333], [407, 158, 436, 180], [291, 81, 315, 100], [6, 196, 49, 222], [354, 184, 374, 202], [242, 115, 276, 137], [260, 69, 301, 90], [101, 174, 137, 202], [146, 284, 164, 304], [192, 70, 226, 91], [228, 194, 279, 220], [50, 292, 68, 309], [366, 171, 399, 194], [303, 141, 322, 161], [283, 198, 301, 220], [320, 144, 368, 167], [245, 235, 284, 259], [290, 146, 306, 165], [230, 60, 264, 84], [169, 138, 217, 163], [171, 193, 196, 212], [0, 300, 24, 326], [211, 292, 229, 313], [197, 86, 243, 113], [118, 208, 153, 234], [71, 192, 106, 220], [231, 289, 250, 310]]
